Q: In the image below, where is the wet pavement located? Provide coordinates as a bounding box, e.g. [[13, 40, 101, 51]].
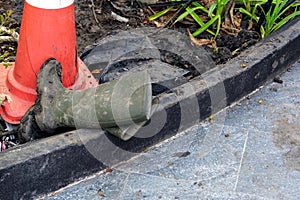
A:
[[45, 60, 300, 200]]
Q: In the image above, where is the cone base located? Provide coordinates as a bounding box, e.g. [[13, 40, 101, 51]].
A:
[[0, 58, 97, 124]]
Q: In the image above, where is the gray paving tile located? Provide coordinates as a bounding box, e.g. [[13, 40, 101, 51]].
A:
[[119, 173, 267, 200], [114, 124, 249, 195], [46, 169, 267, 200], [214, 62, 300, 133], [213, 101, 275, 133], [117, 125, 246, 176], [245, 129, 290, 155], [47, 170, 129, 200], [222, 62, 300, 199], [235, 129, 300, 200], [45, 61, 300, 200]]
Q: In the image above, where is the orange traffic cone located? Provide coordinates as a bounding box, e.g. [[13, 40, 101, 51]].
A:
[[0, 0, 97, 124]]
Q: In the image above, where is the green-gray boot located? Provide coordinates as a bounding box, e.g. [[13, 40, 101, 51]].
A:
[[18, 58, 155, 142]]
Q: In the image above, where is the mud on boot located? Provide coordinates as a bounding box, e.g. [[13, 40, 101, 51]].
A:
[[18, 58, 155, 142], [18, 58, 70, 142]]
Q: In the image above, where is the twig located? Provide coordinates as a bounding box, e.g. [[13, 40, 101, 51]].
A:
[[0, 26, 19, 42], [111, 11, 129, 23], [90, 0, 99, 24], [229, 1, 236, 28], [0, 36, 16, 43], [162, 0, 195, 28], [224, 0, 235, 29], [142, 1, 191, 8], [109, 0, 132, 13], [99, 0, 103, 14]]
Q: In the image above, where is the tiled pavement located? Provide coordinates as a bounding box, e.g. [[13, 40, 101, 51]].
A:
[[46, 60, 300, 200]]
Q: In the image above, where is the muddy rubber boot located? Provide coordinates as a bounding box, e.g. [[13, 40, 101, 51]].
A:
[[18, 58, 155, 142]]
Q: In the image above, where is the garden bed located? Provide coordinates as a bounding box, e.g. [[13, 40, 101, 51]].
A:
[[2, 0, 291, 64]]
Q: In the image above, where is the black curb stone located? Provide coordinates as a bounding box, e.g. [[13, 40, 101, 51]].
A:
[[1, 17, 299, 199]]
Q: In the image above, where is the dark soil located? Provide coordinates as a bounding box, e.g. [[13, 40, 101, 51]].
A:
[[0, 0, 260, 65]]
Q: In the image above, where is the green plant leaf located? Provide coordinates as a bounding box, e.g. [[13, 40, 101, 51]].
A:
[[0, 15, 4, 24], [272, 0, 288, 22], [148, 6, 174, 21], [186, 7, 216, 35], [260, 25, 266, 38], [192, 2, 209, 13], [7, 9, 12, 18], [208, 3, 217, 17], [292, 2, 300, 6], [271, 10, 300, 32], [274, 0, 299, 22], [261, 0, 300, 37], [3, 63, 12, 68], [186, 7, 205, 26], [0, 51, 9, 63], [215, 16, 222, 38], [192, 15, 219, 36], [175, 7, 205, 23], [239, 7, 259, 22]]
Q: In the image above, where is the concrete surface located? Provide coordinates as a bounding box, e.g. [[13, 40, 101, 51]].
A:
[[44, 60, 300, 199]]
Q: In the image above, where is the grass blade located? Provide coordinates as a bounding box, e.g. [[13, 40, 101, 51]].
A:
[[175, 7, 205, 23], [149, 6, 174, 21], [186, 6, 216, 35], [271, 10, 300, 32], [192, 15, 219, 36]]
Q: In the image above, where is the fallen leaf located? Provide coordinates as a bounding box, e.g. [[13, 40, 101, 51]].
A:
[[142, 148, 150, 153], [233, 12, 242, 28], [208, 115, 214, 124], [104, 168, 113, 174], [240, 63, 247, 68], [222, 1, 241, 34], [97, 189, 106, 197], [92, 69, 102, 74], [221, 24, 240, 35], [172, 151, 191, 158], [188, 30, 217, 49], [153, 21, 163, 28]]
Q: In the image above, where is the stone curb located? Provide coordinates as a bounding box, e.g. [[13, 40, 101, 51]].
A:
[[0, 17, 299, 200]]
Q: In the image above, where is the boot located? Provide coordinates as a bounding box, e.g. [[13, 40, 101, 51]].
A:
[[18, 58, 155, 142]]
